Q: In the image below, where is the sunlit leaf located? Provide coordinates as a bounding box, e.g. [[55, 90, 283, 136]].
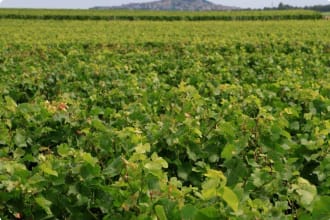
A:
[[221, 186, 239, 212], [40, 162, 58, 177]]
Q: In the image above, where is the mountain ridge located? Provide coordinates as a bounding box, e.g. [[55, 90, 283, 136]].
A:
[[92, 0, 239, 11]]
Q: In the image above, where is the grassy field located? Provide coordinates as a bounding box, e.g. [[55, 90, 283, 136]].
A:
[[0, 10, 330, 220]]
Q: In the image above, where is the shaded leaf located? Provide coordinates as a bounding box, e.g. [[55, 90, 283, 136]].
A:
[[155, 205, 167, 220], [35, 196, 53, 216], [14, 130, 27, 148], [181, 204, 198, 220]]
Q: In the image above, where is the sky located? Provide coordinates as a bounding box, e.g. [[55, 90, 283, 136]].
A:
[[0, 0, 329, 9]]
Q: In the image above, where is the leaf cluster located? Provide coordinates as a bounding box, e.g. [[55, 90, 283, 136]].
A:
[[0, 24, 330, 219]]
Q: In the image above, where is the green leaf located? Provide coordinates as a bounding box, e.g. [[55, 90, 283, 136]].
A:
[[312, 196, 330, 219], [103, 157, 124, 177], [292, 177, 317, 211], [14, 130, 27, 148], [144, 153, 168, 178], [79, 151, 98, 166], [144, 161, 164, 172], [80, 164, 100, 180], [192, 128, 202, 138], [202, 169, 227, 200], [135, 143, 151, 154], [28, 173, 46, 185], [218, 122, 235, 141], [196, 207, 221, 219], [4, 96, 17, 112], [290, 121, 300, 130], [151, 153, 168, 169], [221, 144, 236, 160], [91, 118, 108, 132], [155, 205, 167, 220], [181, 204, 198, 220], [251, 168, 264, 187], [221, 186, 239, 212], [205, 169, 226, 181], [297, 188, 316, 207], [40, 162, 58, 177], [0, 127, 10, 145], [35, 196, 53, 216], [13, 148, 25, 159], [187, 146, 199, 161], [202, 187, 218, 200], [57, 144, 72, 157], [208, 153, 219, 163], [177, 163, 192, 181]]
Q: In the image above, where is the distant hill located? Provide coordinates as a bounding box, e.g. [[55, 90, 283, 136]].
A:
[[92, 0, 239, 11]]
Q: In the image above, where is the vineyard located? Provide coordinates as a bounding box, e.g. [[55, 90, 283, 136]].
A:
[[0, 9, 323, 21], [0, 10, 330, 220]]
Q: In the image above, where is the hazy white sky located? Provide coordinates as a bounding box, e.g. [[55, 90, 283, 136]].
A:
[[0, 0, 329, 9]]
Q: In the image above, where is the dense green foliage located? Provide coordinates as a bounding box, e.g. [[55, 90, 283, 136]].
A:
[[0, 17, 330, 219], [1, 20, 330, 45], [0, 9, 323, 21]]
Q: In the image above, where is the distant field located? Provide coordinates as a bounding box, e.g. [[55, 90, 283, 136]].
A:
[[0, 8, 323, 20], [1, 19, 330, 45], [1, 13, 330, 220]]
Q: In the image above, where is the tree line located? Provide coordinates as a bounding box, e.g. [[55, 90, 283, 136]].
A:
[[263, 2, 330, 12]]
